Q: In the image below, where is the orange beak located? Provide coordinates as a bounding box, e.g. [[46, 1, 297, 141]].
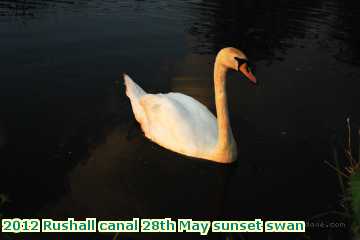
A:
[[239, 63, 257, 85]]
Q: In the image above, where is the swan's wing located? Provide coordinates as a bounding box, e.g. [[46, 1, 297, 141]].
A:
[[124, 74, 148, 131], [140, 92, 218, 156]]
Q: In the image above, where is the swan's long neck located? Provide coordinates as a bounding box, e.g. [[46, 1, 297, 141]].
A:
[[214, 57, 234, 151]]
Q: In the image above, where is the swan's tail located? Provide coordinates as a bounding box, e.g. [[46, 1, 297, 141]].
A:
[[124, 73, 146, 99], [123, 73, 147, 126]]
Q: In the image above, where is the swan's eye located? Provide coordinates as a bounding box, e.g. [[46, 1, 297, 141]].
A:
[[234, 57, 247, 71]]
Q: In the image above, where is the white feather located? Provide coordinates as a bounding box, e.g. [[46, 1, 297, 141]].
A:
[[124, 75, 218, 159], [123, 47, 253, 163]]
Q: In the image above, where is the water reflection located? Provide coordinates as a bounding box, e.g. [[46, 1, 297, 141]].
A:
[[48, 124, 227, 213], [186, 0, 360, 68], [171, 53, 215, 108], [0, 0, 74, 18], [40, 123, 234, 240]]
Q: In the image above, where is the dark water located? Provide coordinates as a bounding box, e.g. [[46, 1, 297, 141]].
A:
[[1, 0, 360, 239]]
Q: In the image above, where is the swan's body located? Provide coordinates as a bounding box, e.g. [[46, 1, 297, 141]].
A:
[[125, 76, 220, 159], [124, 47, 256, 163]]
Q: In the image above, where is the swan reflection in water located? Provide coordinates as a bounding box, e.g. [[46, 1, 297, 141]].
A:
[[46, 123, 232, 222]]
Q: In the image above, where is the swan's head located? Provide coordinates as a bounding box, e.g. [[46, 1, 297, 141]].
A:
[[217, 47, 257, 85]]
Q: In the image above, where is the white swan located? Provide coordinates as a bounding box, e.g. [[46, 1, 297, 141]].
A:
[[124, 47, 257, 163]]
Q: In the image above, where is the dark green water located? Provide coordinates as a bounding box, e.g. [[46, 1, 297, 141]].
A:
[[1, 0, 360, 239]]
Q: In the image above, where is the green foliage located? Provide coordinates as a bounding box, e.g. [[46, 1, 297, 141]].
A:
[[350, 170, 360, 237], [0, 193, 10, 205]]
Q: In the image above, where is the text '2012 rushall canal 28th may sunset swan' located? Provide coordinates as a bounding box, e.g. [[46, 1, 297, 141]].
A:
[[2, 218, 305, 235]]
